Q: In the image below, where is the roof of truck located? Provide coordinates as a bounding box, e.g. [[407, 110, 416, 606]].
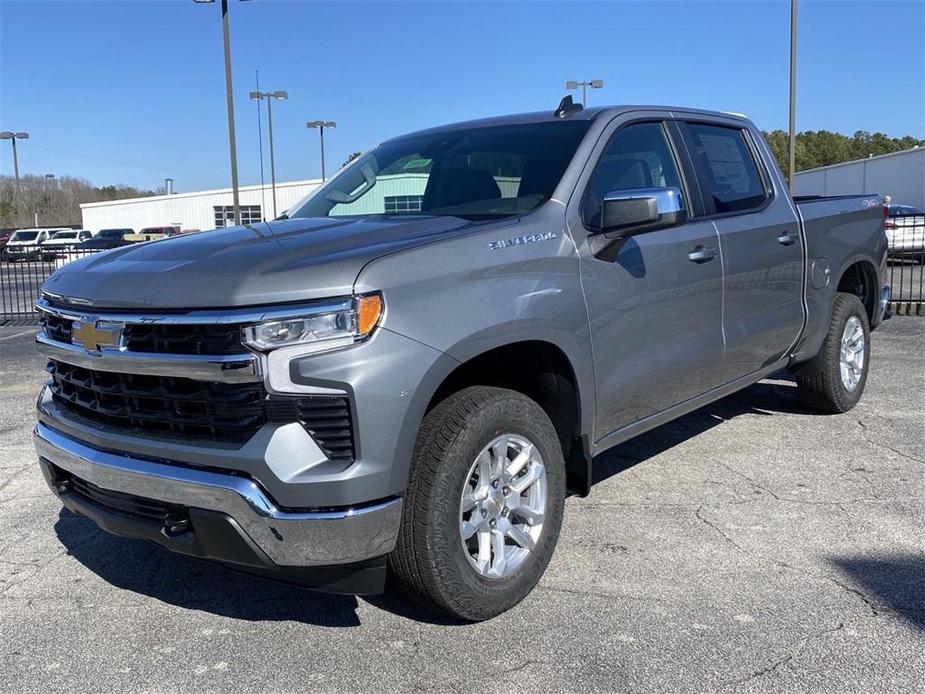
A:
[[392, 104, 751, 140]]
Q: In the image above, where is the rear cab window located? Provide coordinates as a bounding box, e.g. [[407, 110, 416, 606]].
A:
[[683, 122, 770, 215]]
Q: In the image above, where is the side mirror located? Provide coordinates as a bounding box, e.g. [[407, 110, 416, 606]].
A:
[[599, 187, 686, 235]]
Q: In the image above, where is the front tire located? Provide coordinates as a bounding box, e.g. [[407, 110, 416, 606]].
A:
[[795, 292, 870, 413], [389, 386, 566, 621]]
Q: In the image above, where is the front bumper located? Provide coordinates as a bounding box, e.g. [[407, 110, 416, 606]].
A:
[[34, 423, 403, 574]]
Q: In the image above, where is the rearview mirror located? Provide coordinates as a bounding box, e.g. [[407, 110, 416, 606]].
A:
[[599, 187, 686, 235]]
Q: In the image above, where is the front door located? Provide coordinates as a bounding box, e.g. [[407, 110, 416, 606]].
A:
[[572, 120, 727, 441]]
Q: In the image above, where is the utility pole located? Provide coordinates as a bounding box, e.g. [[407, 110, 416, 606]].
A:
[[194, 0, 243, 225], [251, 90, 288, 219], [0, 131, 29, 189], [307, 120, 336, 181], [788, 0, 798, 193]]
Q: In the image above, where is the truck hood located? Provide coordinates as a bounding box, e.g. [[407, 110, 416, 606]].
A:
[[43, 216, 483, 309]]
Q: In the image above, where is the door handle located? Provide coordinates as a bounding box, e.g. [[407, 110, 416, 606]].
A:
[[778, 231, 798, 246], [688, 246, 717, 263]]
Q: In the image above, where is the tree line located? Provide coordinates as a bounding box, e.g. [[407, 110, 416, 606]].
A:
[[762, 130, 924, 181], [0, 175, 156, 229]]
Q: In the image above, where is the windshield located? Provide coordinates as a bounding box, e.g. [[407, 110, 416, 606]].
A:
[[99, 230, 124, 238], [10, 231, 39, 241], [51, 231, 77, 239], [291, 120, 590, 221]]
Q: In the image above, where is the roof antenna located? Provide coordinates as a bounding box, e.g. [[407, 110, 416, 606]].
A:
[[554, 94, 583, 118]]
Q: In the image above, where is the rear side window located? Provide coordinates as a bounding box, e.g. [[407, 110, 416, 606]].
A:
[[684, 123, 768, 214]]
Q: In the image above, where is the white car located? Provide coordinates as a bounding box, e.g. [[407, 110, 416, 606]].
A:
[[885, 205, 925, 261], [3, 228, 71, 262], [41, 229, 93, 254]]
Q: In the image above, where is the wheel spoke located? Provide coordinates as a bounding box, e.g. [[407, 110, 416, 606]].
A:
[[505, 524, 535, 550], [476, 529, 491, 571], [476, 449, 492, 488], [461, 516, 483, 540], [461, 491, 478, 513], [490, 436, 509, 475], [504, 444, 533, 481], [510, 461, 544, 493], [488, 529, 508, 577], [509, 502, 543, 526]]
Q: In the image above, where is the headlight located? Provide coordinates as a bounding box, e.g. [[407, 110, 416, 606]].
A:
[[242, 293, 383, 352]]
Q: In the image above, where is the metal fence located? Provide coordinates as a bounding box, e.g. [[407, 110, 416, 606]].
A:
[[1, 224, 923, 325], [0, 245, 106, 324], [886, 216, 925, 316]]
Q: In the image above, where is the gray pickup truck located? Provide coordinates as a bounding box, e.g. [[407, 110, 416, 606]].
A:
[[33, 99, 888, 620]]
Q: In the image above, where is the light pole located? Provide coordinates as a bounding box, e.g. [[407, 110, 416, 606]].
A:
[[788, 0, 798, 193], [306, 120, 336, 181], [42, 174, 55, 225], [194, 0, 247, 225], [250, 90, 287, 219], [0, 131, 29, 189], [565, 80, 603, 105]]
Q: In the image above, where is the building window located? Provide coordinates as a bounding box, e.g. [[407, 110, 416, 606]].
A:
[[383, 195, 423, 214], [214, 205, 262, 227]]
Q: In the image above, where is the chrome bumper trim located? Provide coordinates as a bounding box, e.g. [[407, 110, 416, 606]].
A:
[[34, 423, 402, 566], [36, 333, 261, 383]]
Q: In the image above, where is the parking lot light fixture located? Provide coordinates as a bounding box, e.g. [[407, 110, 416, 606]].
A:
[[306, 120, 337, 181], [1, 131, 29, 188], [194, 0, 252, 226], [250, 90, 288, 219], [564, 79, 604, 106]]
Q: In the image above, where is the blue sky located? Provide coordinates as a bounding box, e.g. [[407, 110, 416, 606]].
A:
[[1, 0, 923, 192]]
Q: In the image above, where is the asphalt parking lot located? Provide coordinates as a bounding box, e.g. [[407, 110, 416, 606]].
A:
[[1, 320, 923, 694]]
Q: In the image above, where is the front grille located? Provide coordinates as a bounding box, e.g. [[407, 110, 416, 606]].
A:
[[45, 359, 356, 458], [122, 324, 244, 355], [40, 313, 73, 344], [48, 360, 267, 443], [39, 310, 245, 355], [68, 472, 187, 524]]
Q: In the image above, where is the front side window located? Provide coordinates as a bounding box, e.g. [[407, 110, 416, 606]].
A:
[[582, 122, 683, 229], [291, 121, 590, 221], [684, 123, 768, 214]]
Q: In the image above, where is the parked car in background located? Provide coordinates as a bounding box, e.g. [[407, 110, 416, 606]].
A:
[[3, 228, 71, 261], [124, 226, 181, 243], [0, 232, 10, 252], [82, 228, 135, 250], [52, 229, 136, 270], [884, 204, 925, 262], [42, 229, 93, 253]]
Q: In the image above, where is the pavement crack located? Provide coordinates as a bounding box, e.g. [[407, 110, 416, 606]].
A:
[[695, 505, 744, 551], [721, 622, 845, 688], [857, 419, 924, 465]]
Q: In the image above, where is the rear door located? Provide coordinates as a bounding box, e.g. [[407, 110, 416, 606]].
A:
[[679, 120, 804, 380], [569, 116, 727, 441]]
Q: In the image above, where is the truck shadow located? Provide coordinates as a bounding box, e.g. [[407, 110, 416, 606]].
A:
[[828, 554, 925, 630], [590, 378, 810, 485], [53, 509, 464, 626]]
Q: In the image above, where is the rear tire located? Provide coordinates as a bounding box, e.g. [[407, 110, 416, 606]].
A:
[[389, 386, 566, 621], [795, 292, 870, 413]]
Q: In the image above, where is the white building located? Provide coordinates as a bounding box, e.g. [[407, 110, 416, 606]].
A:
[[80, 179, 323, 232], [794, 146, 925, 209]]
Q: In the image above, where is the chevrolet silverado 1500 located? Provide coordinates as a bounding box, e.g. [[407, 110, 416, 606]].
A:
[[33, 100, 889, 620]]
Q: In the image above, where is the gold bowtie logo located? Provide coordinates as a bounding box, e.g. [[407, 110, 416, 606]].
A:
[[71, 321, 122, 352]]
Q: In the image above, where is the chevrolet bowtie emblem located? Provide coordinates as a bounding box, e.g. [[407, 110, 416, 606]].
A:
[[71, 321, 123, 352]]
